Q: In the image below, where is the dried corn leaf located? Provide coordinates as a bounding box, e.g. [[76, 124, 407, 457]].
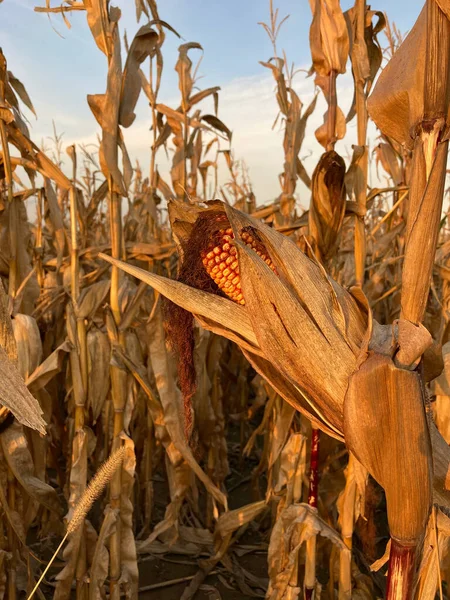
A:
[[118, 433, 138, 598], [26, 340, 71, 394], [401, 136, 448, 324], [274, 432, 306, 499], [416, 509, 450, 600], [0, 445, 26, 544], [367, 5, 427, 147], [89, 507, 118, 600], [55, 429, 88, 598], [268, 402, 296, 470], [8, 125, 71, 190], [267, 503, 345, 599], [44, 178, 66, 268], [87, 329, 110, 423], [175, 42, 202, 113], [309, 0, 349, 76], [373, 143, 403, 186], [146, 305, 227, 508], [77, 280, 111, 320], [315, 105, 346, 148], [87, 23, 126, 195], [216, 501, 266, 539], [99, 253, 258, 348], [235, 239, 354, 431], [344, 352, 432, 543], [12, 314, 42, 379], [0, 279, 16, 362], [0, 346, 46, 434], [0, 421, 61, 514], [84, 0, 112, 57], [309, 150, 346, 261], [119, 24, 158, 127], [7, 71, 36, 116]]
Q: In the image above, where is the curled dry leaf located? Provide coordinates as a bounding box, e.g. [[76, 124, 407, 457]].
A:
[[309, 150, 346, 262], [0, 421, 61, 515], [215, 501, 267, 539], [12, 314, 42, 379], [367, 5, 428, 148], [344, 352, 432, 545], [119, 24, 159, 128], [309, 0, 349, 76], [175, 42, 202, 113], [267, 503, 346, 600], [0, 344, 46, 434]]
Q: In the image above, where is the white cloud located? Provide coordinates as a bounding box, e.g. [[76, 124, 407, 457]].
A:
[[21, 67, 377, 211]]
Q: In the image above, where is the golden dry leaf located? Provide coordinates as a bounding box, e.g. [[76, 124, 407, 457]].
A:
[[401, 138, 448, 324], [0, 279, 16, 363], [309, 0, 349, 76], [0, 444, 26, 545], [373, 143, 403, 186], [25, 340, 71, 394], [7, 124, 71, 190], [89, 507, 118, 600], [175, 42, 202, 113], [309, 150, 346, 262], [267, 503, 346, 600], [87, 329, 110, 423], [12, 314, 42, 379], [119, 24, 159, 128], [315, 106, 346, 148], [76, 280, 111, 320], [367, 5, 427, 147], [55, 429, 88, 598], [84, 0, 114, 57], [0, 345, 46, 434], [99, 253, 259, 349], [344, 353, 432, 544], [415, 509, 450, 600], [0, 421, 61, 515], [87, 21, 126, 196], [44, 178, 66, 268], [118, 434, 139, 597], [7, 70, 36, 117], [216, 501, 266, 538]]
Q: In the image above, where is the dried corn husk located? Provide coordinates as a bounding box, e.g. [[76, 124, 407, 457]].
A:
[[101, 200, 369, 439]]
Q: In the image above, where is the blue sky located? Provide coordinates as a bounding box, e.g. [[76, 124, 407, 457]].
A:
[[2, 0, 424, 205]]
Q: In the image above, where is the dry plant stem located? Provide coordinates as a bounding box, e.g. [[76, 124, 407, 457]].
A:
[[339, 455, 356, 600], [108, 181, 126, 600], [0, 121, 17, 296], [326, 70, 337, 151], [28, 534, 68, 600], [35, 188, 44, 288], [68, 148, 88, 599], [304, 427, 320, 599], [386, 541, 417, 600], [353, 0, 368, 288], [400, 0, 450, 324], [70, 149, 80, 303], [341, 1, 368, 592], [388, 0, 450, 592], [6, 466, 16, 600], [27, 447, 126, 600]]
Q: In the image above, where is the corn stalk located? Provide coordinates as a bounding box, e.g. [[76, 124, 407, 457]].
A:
[[387, 0, 450, 595]]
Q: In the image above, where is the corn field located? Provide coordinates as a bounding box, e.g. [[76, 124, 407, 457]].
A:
[[2, 0, 450, 598]]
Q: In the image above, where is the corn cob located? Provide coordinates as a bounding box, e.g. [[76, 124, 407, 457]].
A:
[[200, 227, 276, 305]]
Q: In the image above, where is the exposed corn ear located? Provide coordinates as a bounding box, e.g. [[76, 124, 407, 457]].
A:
[[200, 226, 276, 305]]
